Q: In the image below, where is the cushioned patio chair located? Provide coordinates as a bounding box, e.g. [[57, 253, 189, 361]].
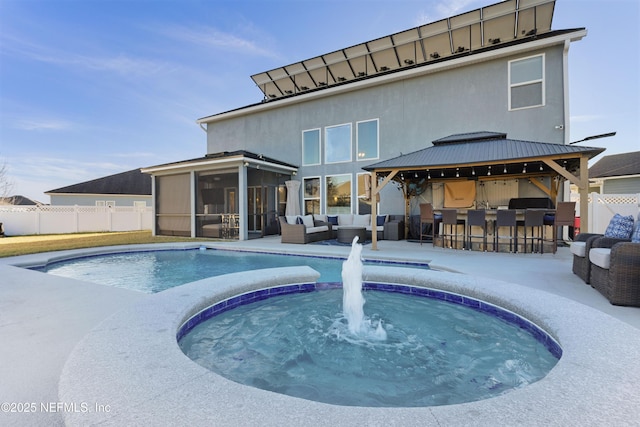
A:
[[589, 238, 640, 306], [571, 233, 604, 283], [572, 213, 635, 283]]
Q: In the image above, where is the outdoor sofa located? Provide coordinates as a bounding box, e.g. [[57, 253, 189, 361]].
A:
[[314, 213, 405, 241], [279, 215, 332, 244]]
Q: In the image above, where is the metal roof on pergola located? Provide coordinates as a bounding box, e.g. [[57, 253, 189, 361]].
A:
[[362, 132, 605, 248], [251, 0, 556, 100]]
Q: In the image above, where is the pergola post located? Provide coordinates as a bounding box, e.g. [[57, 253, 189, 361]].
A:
[[370, 169, 399, 250]]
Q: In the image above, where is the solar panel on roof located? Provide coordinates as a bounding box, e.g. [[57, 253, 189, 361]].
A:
[[250, 0, 556, 100]]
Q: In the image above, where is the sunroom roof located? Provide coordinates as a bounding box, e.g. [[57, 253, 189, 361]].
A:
[[251, 0, 556, 101]]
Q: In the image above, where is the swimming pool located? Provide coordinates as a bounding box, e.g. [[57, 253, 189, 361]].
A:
[[34, 248, 429, 293]]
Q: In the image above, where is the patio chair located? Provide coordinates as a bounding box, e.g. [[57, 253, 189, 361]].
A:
[[571, 233, 603, 283], [466, 209, 487, 251], [440, 209, 464, 249], [522, 209, 546, 253], [494, 209, 517, 253], [572, 213, 635, 283], [589, 238, 640, 306], [419, 203, 436, 245]]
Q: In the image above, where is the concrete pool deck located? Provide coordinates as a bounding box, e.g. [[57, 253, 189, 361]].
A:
[[1, 237, 639, 426]]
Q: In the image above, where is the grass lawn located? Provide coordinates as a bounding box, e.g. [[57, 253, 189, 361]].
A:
[[0, 231, 212, 258]]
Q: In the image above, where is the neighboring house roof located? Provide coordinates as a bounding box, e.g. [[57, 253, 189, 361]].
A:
[[589, 151, 640, 178], [0, 195, 43, 205], [46, 168, 151, 195], [363, 132, 604, 171]]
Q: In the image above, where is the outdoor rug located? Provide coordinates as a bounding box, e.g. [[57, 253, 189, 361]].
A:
[[310, 239, 371, 247]]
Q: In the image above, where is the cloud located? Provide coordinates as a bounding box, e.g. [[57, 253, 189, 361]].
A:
[[14, 118, 74, 131], [1, 33, 167, 76], [158, 24, 280, 59]]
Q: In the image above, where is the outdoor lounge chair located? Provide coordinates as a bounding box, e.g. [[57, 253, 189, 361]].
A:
[[589, 238, 640, 306], [571, 233, 604, 283]]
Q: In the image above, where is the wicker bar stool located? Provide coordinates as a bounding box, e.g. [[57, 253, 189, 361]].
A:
[[494, 209, 517, 252], [419, 203, 435, 246], [440, 209, 464, 249], [523, 209, 546, 253], [466, 209, 488, 251]]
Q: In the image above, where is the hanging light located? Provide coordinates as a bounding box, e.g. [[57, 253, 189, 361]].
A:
[[414, 172, 418, 178], [472, 167, 475, 176], [456, 168, 459, 178], [427, 169, 431, 179], [539, 163, 543, 171], [487, 166, 491, 176], [522, 163, 527, 173], [503, 164, 507, 174], [441, 170, 445, 177]]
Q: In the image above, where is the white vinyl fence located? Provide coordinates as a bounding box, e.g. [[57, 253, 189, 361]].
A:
[[572, 193, 640, 234], [0, 205, 153, 236]]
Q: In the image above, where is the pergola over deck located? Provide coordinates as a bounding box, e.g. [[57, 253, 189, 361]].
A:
[[363, 132, 605, 250]]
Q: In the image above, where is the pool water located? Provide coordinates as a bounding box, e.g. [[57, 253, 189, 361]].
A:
[[35, 249, 428, 293], [179, 288, 560, 407]]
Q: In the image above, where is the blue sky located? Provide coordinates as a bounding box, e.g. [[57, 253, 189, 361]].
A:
[[1, 0, 638, 203]]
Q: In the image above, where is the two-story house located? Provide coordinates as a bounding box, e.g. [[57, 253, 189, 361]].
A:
[[143, 0, 601, 240]]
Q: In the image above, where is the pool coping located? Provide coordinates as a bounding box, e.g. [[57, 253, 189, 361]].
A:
[[58, 264, 640, 426]]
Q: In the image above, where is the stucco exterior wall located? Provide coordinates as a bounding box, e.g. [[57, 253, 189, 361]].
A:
[[204, 44, 567, 215]]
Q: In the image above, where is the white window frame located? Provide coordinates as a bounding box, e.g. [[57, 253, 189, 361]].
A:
[[301, 128, 321, 166], [356, 118, 379, 161], [325, 173, 352, 215], [324, 123, 352, 164], [303, 176, 321, 215], [508, 53, 545, 111]]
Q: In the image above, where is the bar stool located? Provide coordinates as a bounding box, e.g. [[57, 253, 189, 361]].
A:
[[523, 209, 546, 253], [419, 203, 435, 246], [440, 209, 464, 249], [549, 201, 576, 253], [494, 209, 517, 252], [466, 209, 488, 251]]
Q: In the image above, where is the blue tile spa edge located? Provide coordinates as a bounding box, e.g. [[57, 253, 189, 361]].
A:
[[176, 282, 562, 359]]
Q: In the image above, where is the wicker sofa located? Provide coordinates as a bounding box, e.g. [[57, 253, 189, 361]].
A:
[[589, 238, 640, 306], [315, 214, 405, 241], [279, 216, 332, 244]]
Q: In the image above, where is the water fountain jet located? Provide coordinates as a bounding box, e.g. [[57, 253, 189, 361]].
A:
[[341, 236, 387, 340]]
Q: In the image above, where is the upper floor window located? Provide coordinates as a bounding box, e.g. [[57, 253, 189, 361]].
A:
[[302, 129, 321, 166], [325, 123, 352, 164], [509, 54, 544, 110], [356, 119, 379, 161]]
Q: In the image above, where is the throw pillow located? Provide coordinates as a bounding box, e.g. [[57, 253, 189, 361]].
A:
[[327, 215, 338, 225], [632, 214, 640, 243], [295, 216, 304, 225], [603, 213, 634, 239], [376, 215, 387, 226], [302, 215, 315, 228]]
